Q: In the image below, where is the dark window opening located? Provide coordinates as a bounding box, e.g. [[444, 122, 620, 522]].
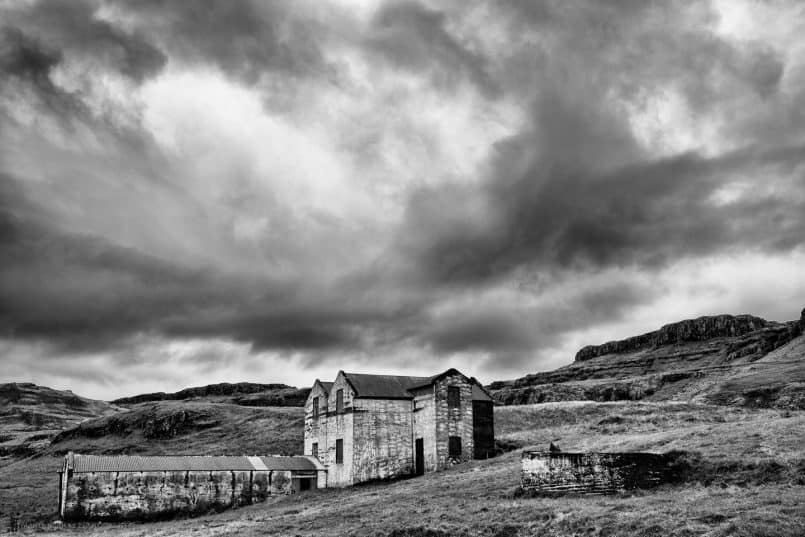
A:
[[336, 439, 344, 464], [447, 386, 461, 408], [449, 436, 462, 458], [312, 397, 319, 419], [336, 389, 344, 413], [299, 478, 311, 491], [312, 442, 318, 459]]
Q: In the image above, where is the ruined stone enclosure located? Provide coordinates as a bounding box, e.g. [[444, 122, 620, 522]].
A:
[[304, 368, 495, 487], [59, 453, 326, 521], [520, 451, 674, 495]]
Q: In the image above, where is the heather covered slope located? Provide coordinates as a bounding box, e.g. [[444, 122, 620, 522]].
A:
[[490, 310, 805, 408], [0, 383, 122, 462], [50, 401, 304, 456]]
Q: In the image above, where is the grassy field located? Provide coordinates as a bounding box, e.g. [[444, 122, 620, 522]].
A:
[[3, 401, 804, 536]]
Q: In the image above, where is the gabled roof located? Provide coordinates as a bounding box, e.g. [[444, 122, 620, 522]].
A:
[[312, 379, 334, 395], [406, 368, 468, 391], [339, 369, 492, 401], [66, 453, 324, 473], [341, 372, 431, 399]]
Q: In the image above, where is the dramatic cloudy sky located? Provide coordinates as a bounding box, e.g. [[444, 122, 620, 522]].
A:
[[2, 0, 805, 399]]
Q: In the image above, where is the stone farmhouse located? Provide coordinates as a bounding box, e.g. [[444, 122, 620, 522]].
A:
[[304, 368, 495, 487]]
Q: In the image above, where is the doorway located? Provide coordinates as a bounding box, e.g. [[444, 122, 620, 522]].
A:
[[415, 438, 424, 476]]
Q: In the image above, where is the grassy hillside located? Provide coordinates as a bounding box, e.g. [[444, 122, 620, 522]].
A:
[[0, 383, 122, 463], [4, 401, 804, 535]]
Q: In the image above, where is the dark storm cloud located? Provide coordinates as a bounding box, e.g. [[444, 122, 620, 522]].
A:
[[406, 141, 805, 284], [108, 0, 336, 84], [367, 1, 500, 97], [3, 0, 166, 83], [0, 26, 81, 115], [2, 0, 805, 388], [396, 0, 805, 285], [424, 278, 659, 367], [0, 175, 417, 355]]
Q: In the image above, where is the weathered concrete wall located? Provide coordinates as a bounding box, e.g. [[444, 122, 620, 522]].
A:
[[352, 398, 414, 483], [322, 372, 355, 487], [434, 373, 474, 470], [63, 470, 271, 521], [521, 452, 671, 494], [412, 385, 437, 472], [304, 382, 329, 460]]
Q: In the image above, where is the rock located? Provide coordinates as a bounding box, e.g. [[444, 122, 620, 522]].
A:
[[576, 314, 777, 361]]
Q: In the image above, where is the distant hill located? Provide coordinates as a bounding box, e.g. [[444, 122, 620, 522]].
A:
[[0, 383, 122, 461], [489, 308, 805, 409], [50, 400, 304, 456], [112, 382, 310, 407]]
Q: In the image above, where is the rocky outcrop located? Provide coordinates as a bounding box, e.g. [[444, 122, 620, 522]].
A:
[[112, 382, 310, 407], [575, 314, 789, 362], [489, 307, 805, 409], [52, 405, 220, 442]]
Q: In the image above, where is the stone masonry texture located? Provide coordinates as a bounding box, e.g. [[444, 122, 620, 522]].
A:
[[521, 451, 672, 494]]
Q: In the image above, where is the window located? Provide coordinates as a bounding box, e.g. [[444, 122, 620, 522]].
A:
[[312, 397, 319, 419], [336, 439, 343, 464], [447, 386, 461, 408], [336, 389, 344, 413], [449, 436, 462, 458], [312, 443, 318, 459]]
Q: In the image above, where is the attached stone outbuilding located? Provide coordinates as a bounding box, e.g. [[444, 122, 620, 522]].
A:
[[59, 453, 326, 521]]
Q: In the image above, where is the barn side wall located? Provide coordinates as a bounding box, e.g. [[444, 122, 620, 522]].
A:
[[351, 398, 414, 483], [412, 385, 437, 472], [321, 372, 355, 487], [62, 470, 274, 521], [520, 452, 671, 494], [433, 373, 474, 470], [304, 382, 330, 461]]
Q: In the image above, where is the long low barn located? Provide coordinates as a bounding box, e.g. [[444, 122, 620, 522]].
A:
[[59, 453, 326, 520]]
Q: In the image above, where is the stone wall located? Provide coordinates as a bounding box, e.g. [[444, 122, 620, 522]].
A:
[[520, 451, 671, 494], [352, 399, 414, 483], [320, 373, 355, 487], [412, 385, 437, 472], [433, 373, 474, 469], [62, 470, 272, 521], [304, 382, 330, 461]]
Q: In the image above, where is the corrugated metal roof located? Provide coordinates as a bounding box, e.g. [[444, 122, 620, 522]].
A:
[[343, 373, 431, 399], [71, 455, 255, 472], [258, 456, 320, 471], [69, 454, 324, 473]]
